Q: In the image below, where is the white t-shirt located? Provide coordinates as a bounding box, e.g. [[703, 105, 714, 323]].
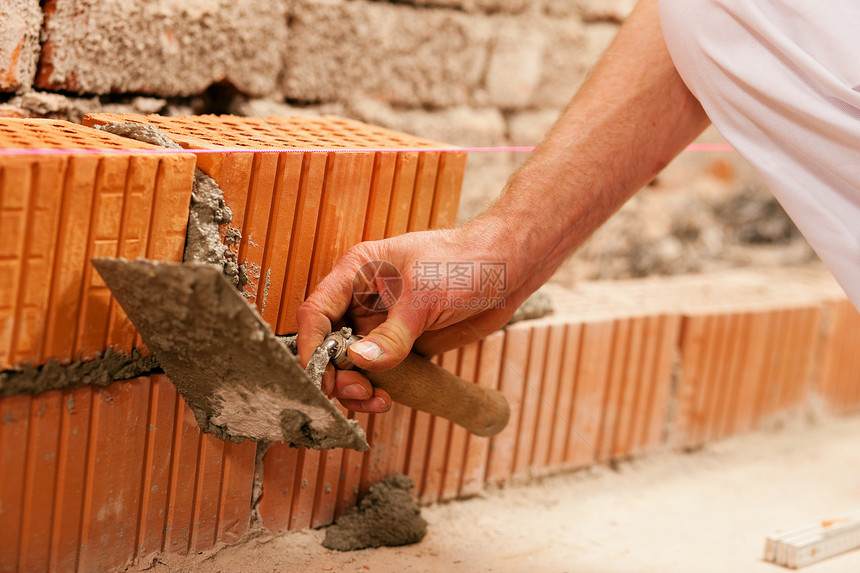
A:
[[660, 0, 860, 309]]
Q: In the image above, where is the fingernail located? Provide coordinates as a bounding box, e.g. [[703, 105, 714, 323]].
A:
[[371, 396, 390, 412], [350, 340, 383, 361], [342, 383, 369, 400]]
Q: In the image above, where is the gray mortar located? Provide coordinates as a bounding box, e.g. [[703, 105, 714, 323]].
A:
[[507, 289, 554, 324], [97, 122, 246, 289], [323, 474, 427, 551], [0, 349, 159, 398]]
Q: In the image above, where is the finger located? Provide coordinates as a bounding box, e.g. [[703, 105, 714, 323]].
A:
[[338, 387, 392, 414], [331, 369, 373, 401], [320, 363, 336, 396], [296, 260, 361, 367], [348, 299, 427, 371]]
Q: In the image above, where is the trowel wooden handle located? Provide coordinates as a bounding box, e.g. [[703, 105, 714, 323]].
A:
[[363, 352, 510, 437]]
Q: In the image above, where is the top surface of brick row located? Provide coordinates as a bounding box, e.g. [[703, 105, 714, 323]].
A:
[[0, 119, 163, 151], [539, 267, 846, 321], [83, 114, 453, 151]]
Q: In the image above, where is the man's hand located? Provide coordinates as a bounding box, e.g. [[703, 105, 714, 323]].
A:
[[297, 223, 537, 413]]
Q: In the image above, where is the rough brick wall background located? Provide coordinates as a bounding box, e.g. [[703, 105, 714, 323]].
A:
[[0, 0, 631, 220]]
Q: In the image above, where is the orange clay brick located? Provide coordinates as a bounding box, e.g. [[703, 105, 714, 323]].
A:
[[566, 320, 615, 468], [306, 152, 375, 291], [755, 309, 792, 422], [689, 314, 724, 447], [255, 153, 304, 325], [628, 315, 662, 454], [77, 378, 151, 572], [48, 386, 92, 571], [597, 317, 631, 462], [189, 436, 227, 552], [420, 350, 458, 505], [485, 323, 531, 483], [611, 316, 646, 458], [0, 119, 194, 368], [334, 411, 373, 518], [362, 151, 397, 241], [429, 151, 466, 228], [530, 322, 566, 471], [385, 152, 419, 237], [460, 331, 505, 497], [644, 315, 681, 449], [259, 445, 301, 533], [276, 152, 326, 334], [162, 398, 203, 554], [403, 407, 433, 501], [16, 390, 63, 573], [136, 374, 179, 558], [5, 156, 66, 367], [440, 343, 476, 500], [714, 312, 752, 439], [512, 325, 549, 477], [312, 407, 348, 529], [0, 394, 31, 573], [289, 449, 322, 531], [407, 152, 440, 232], [729, 311, 771, 435], [547, 323, 583, 469]]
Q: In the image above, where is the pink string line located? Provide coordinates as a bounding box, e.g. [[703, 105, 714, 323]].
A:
[[0, 142, 735, 156]]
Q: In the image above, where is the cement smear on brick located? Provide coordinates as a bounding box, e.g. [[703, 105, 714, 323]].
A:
[[323, 474, 427, 551], [97, 122, 246, 288], [0, 349, 159, 398]]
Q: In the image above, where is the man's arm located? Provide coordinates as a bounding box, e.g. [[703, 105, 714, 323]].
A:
[[297, 0, 709, 413]]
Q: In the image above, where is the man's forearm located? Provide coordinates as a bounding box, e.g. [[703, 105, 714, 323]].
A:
[[476, 0, 709, 292]]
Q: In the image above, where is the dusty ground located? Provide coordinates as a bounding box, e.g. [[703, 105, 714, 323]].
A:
[[153, 413, 860, 573]]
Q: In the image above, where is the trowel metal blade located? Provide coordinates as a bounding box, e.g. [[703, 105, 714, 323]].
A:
[[92, 258, 368, 452]]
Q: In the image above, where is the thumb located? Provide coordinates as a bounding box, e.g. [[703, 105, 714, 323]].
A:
[[348, 301, 426, 371]]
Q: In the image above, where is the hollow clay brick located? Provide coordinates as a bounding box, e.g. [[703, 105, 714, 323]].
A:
[[0, 394, 31, 573], [260, 445, 301, 533], [548, 323, 582, 468], [407, 152, 440, 233], [136, 375, 178, 559], [512, 325, 549, 476], [610, 316, 645, 457], [729, 311, 770, 435], [335, 412, 370, 518], [48, 386, 92, 571], [644, 315, 681, 449], [485, 323, 531, 483], [277, 152, 326, 334], [0, 119, 194, 370], [289, 449, 321, 531], [566, 320, 614, 467], [420, 350, 459, 504], [441, 344, 475, 500], [77, 378, 151, 572], [530, 323, 566, 470], [385, 152, 419, 237], [460, 331, 504, 497], [362, 152, 397, 241], [16, 390, 62, 573], [596, 317, 630, 461]]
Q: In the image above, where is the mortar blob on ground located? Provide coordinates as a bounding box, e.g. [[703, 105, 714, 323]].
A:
[[323, 474, 427, 551]]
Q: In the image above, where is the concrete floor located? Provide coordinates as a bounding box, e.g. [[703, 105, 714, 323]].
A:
[[160, 412, 860, 573]]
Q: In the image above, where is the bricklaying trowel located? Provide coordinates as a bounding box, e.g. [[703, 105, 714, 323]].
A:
[[92, 258, 510, 452]]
